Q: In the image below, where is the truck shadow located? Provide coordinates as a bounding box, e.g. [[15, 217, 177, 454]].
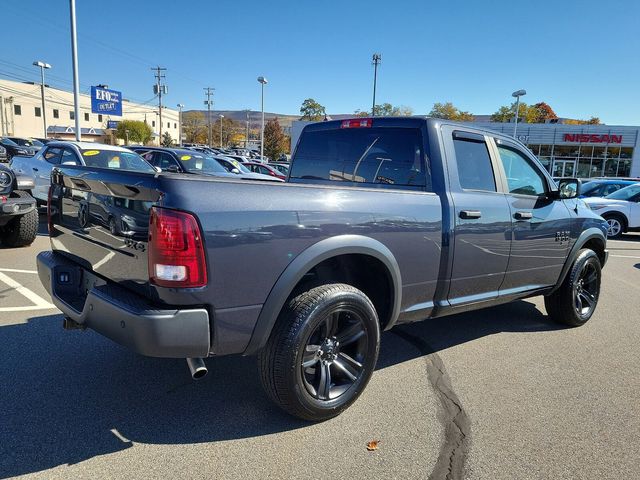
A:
[[0, 300, 559, 478]]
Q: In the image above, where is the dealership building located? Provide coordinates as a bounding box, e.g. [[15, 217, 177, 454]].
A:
[[291, 118, 640, 179], [0, 78, 179, 145]]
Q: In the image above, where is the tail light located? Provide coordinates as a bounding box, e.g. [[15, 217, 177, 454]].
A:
[[148, 207, 207, 288], [47, 185, 53, 234], [341, 118, 372, 129]]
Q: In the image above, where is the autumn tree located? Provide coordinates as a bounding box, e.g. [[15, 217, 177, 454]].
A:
[[532, 102, 557, 123], [263, 118, 287, 161], [116, 120, 152, 145], [564, 117, 602, 125], [213, 117, 240, 147], [429, 102, 474, 121], [300, 98, 326, 121], [491, 102, 539, 123], [182, 111, 207, 144]]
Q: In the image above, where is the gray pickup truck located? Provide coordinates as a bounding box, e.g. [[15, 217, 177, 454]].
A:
[[37, 117, 608, 421]]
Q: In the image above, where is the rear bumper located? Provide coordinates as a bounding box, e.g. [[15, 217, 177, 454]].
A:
[[1, 195, 36, 216], [37, 251, 211, 358]]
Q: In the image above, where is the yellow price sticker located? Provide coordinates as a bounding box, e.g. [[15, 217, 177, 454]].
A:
[[181, 155, 192, 161], [83, 150, 100, 156]]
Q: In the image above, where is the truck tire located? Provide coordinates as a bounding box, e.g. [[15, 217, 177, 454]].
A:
[[544, 249, 602, 327], [602, 214, 625, 239], [3, 208, 38, 247], [258, 283, 380, 421]]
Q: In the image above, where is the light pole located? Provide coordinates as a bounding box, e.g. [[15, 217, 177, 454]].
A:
[[245, 109, 250, 149], [219, 114, 224, 147], [257, 76, 267, 159], [512, 89, 526, 138], [32, 61, 51, 138], [371, 53, 381, 116], [177, 103, 184, 146], [69, 0, 81, 140]]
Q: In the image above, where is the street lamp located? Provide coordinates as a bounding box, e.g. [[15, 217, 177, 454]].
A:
[[177, 103, 184, 146], [512, 89, 526, 138], [257, 76, 268, 159], [33, 61, 52, 138], [219, 114, 224, 147]]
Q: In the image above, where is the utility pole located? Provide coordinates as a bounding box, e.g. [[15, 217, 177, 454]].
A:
[[177, 103, 184, 147], [33, 61, 51, 138], [219, 114, 224, 147], [152, 66, 167, 144], [204, 87, 215, 147], [371, 53, 381, 116], [69, 0, 81, 140], [245, 109, 250, 149]]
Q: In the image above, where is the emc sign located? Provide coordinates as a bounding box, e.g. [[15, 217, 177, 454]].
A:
[[91, 86, 123, 116]]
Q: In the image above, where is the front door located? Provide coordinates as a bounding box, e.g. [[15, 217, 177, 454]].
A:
[[443, 127, 513, 306], [493, 138, 572, 291], [552, 159, 576, 178]]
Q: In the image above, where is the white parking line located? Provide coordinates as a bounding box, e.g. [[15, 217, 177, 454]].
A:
[[609, 255, 640, 259], [0, 268, 39, 274], [0, 271, 56, 312]]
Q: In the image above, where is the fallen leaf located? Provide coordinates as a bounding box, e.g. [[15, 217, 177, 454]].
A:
[[366, 440, 380, 451]]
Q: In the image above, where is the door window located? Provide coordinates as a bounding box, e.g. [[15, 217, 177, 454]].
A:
[[61, 148, 81, 166], [43, 147, 63, 165], [452, 134, 496, 192], [154, 152, 180, 171], [601, 184, 623, 196], [497, 145, 547, 196]]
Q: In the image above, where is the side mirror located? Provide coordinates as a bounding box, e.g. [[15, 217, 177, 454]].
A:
[[554, 178, 581, 199], [165, 165, 180, 173], [231, 168, 240, 174]]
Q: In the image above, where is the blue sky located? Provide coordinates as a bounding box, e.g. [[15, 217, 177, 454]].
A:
[[1, 0, 639, 124]]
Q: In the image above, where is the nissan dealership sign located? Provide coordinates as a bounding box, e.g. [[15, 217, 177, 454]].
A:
[[563, 133, 623, 144]]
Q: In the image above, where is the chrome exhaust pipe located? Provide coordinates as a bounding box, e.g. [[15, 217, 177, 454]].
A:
[[186, 357, 208, 380]]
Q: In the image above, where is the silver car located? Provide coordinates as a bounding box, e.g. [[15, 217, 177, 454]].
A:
[[10, 141, 154, 202]]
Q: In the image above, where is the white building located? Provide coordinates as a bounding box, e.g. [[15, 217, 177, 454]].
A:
[[0, 79, 179, 145]]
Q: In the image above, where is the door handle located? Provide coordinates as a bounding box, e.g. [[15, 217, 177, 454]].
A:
[[459, 210, 482, 219], [514, 211, 533, 220], [32, 167, 39, 172]]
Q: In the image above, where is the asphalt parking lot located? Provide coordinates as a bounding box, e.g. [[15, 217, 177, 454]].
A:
[[1, 215, 639, 480]]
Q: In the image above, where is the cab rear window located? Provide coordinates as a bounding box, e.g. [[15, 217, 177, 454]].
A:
[[290, 127, 430, 190]]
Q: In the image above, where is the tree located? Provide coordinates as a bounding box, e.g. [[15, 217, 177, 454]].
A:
[[263, 117, 287, 161], [354, 103, 414, 117], [532, 102, 557, 123], [116, 120, 152, 145], [182, 111, 207, 144], [490, 102, 538, 123], [213, 117, 240, 147], [429, 102, 474, 121], [564, 117, 602, 125], [300, 98, 326, 121], [161, 131, 173, 147]]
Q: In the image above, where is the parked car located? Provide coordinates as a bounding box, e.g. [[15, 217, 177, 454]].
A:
[[38, 117, 608, 422], [0, 138, 38, 161], [10, 141, 155, 202], [130, 147, 282, 182], [0, 163, 38, 247], [269, 162, 290, 176], [33, 137, 53, 145], [583, 183, 640, 238], [242, 161, 287, 180], [0, 144, 7, 163], [579, 179, 637, 198]]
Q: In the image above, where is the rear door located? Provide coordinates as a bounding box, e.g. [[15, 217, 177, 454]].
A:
[[441, 126, 512, 306], [489, 137, 571, 291]]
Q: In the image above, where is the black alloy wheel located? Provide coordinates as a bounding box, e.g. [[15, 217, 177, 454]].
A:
[[259, 283, 381, 421], [300, 307, 369, 401]]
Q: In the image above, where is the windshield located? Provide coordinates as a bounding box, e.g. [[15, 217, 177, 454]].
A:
[[8, 138, 38, 147], [80, 149, 156, 173], [218, 156, 251, 173], [178, 154, 228, 174], [580, 182, 600, 195], [1, 138, 19, 147], [605, 184, 640, 200]]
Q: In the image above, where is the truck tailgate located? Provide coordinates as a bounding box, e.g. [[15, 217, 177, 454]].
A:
[[49, 166, 161, 296]]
